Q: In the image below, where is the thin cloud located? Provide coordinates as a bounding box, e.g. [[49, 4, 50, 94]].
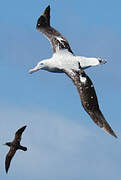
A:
[[0, 107, 121, 180]]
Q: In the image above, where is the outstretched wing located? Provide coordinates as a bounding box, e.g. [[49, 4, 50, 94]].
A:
[[5, 147, 16, 173], [36, 5, 74, 54], [14, 125, 27, 141], [62, 64, 117, 138]]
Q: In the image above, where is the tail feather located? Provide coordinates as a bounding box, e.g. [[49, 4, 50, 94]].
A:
[[89, 110, 117, 138], [97, 57, 107, 65]]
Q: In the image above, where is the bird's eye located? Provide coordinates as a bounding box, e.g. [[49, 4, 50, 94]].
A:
[[40, 63, 44, 65]]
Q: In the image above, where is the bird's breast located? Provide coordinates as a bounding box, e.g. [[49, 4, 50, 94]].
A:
[[51, 54, 79, 71]]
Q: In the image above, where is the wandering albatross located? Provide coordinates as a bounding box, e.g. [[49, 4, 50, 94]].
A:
[[29, 6, 117, 138], [4, 126, 27, 173], [29, 5, 106, 74]]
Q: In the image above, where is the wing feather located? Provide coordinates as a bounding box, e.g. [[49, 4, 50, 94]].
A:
[[14, 125, 27, 141], [5, 147, 16, 173], [62, 65, 117, 138], [36, 6, 73, 54]]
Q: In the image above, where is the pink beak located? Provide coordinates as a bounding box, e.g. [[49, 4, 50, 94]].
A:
[[29, 66, 39, 74]]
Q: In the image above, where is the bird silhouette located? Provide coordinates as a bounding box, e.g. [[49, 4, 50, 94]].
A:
[[4, 125, 27, 173]]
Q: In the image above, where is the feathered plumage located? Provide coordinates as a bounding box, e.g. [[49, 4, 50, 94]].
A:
[[36, 5, 73, 54], [29, 6, 117, 138], [62, 63, 117, 138], [5, 126, 27, 173]]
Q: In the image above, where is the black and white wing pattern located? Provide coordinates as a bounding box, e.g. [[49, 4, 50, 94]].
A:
[[62, 63, 117, 138], [36, 5, 74, 54], [5, 147, 16, 173]]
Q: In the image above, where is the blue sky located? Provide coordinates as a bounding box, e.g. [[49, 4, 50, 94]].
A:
[[0, 0, 121, 179]]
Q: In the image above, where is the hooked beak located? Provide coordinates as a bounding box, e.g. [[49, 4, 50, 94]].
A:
[[29, 66, 40, 74]]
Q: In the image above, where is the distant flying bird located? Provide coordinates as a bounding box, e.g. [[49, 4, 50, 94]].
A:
[[4, 126, 27, 173], [29, 6, 117, 138]]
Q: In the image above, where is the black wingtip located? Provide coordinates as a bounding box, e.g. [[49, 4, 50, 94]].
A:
[[113, 133, 118, 139], [36, 5, 50, 29], [23, 125, 27, 131], [5, 167, 8, 174], [43, 5, 50, 17], [45, 5, 50, 12], [15, 125, 27, 136], [89, 110, 118, 139], [102, 126, 118, 139], [99, 113, 118, 139], [21, 125, 27, 131], [23, 125, 27, 129]]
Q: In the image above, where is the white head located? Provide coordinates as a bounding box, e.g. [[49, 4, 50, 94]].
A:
[[29, 60, 48, 74]]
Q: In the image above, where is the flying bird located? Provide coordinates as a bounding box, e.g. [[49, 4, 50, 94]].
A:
[[4, 125, 27, 173], [29, 6, 117, 138], [29, 5, 106, 74]]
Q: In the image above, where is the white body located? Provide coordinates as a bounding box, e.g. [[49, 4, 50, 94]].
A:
[[29, 50, 106, 73], [40, 51, 103, 72]]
